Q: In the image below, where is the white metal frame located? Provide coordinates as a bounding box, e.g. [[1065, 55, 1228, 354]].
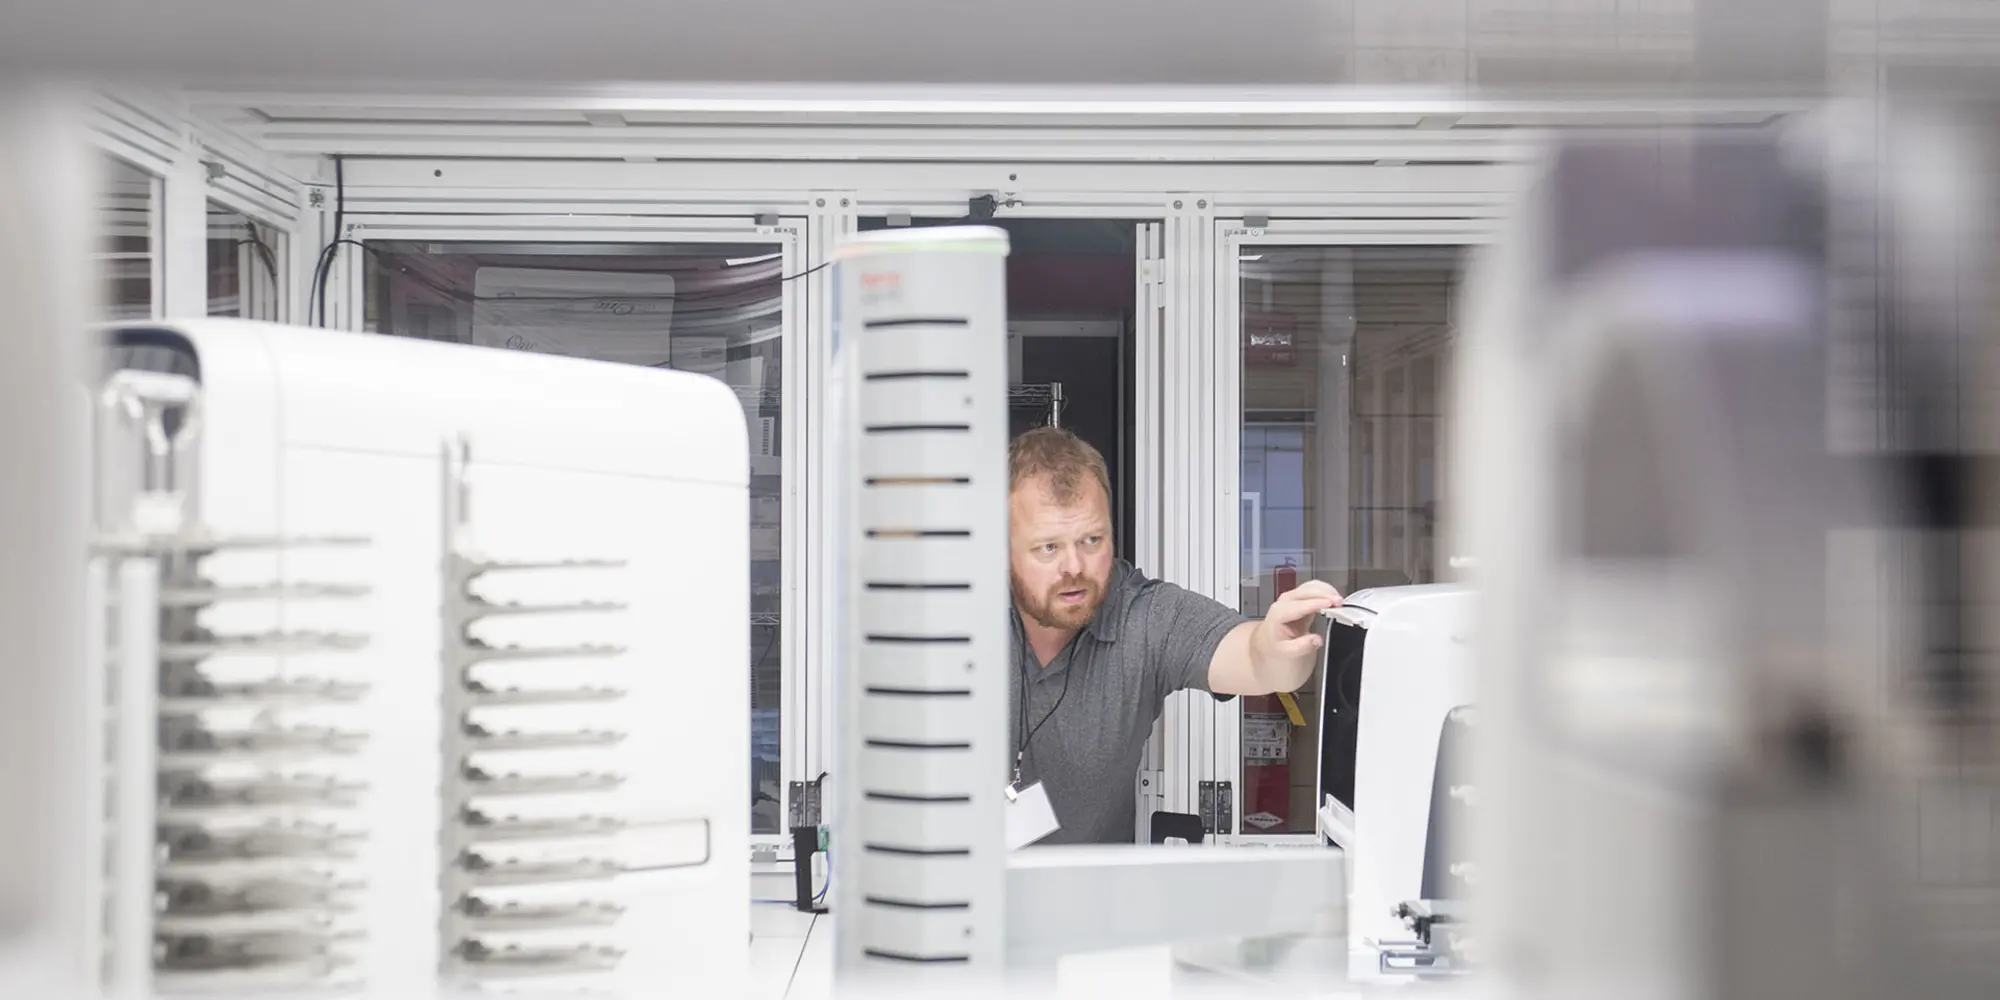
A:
[[1209, 218, 1495, 841], [87, 88, 313, 324], [332, 213, 811, 855]]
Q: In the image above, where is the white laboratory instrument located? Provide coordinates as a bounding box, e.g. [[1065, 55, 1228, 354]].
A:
[[89, 319, 750, 998], [1452, 109, 2000, 1000], [1313, 584, 1475, 981], [829, 228, 1346, 994]]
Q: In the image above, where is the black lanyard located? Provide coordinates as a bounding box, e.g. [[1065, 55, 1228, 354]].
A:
[[1014, 642, 1074, 787]]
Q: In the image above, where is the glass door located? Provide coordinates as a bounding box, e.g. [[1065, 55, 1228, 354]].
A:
[[1217, 221, 1477, 839], [347, 218, 806, 843]]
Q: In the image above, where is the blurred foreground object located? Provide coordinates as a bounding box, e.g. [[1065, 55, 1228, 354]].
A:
[[1452, 103, 2000, 1000], [0, 87, 94, 997]]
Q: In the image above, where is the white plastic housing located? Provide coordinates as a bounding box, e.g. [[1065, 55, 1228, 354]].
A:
[[1335, 584, 1474, 980], [104, 319, 750, 997]]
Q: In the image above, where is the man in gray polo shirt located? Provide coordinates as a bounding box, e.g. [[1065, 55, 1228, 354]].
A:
[[1006, 427, 1341, 844]]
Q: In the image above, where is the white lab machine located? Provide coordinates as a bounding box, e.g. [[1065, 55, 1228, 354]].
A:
[[1313, 584, 1475, 982], [89, 319, 750, 998]]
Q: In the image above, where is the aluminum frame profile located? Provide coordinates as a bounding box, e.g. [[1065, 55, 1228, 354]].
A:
[[831, 227, 1012, 982]]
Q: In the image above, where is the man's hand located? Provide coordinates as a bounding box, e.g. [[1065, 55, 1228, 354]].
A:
[[1208, 579, 1344, 696], [1251, 579, 1343, 667]]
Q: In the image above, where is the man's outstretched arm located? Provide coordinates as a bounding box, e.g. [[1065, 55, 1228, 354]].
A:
[[1206, 580, 1343, 696]]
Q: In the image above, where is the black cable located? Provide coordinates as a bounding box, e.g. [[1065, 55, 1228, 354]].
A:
[[307, 155, 345, 327], [225, 226, 280, 283]]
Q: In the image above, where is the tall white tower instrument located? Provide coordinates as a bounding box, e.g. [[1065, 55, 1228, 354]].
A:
[[831, 227, 1012, 984]]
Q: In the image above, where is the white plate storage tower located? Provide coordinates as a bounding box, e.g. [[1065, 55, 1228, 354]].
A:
[[90, 369, 376, 995], [831, 227, 1013, 985]]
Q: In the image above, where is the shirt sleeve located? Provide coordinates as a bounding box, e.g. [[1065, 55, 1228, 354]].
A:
[[1138, 577, 1253, 704]]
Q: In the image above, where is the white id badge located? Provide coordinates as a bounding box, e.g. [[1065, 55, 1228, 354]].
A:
[[1004, 781, 1061, 850]]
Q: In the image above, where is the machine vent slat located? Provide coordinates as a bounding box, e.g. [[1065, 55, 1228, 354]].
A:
[[863, 791, 972, 804], [861, 844, 972, 858], [864, 896, 971, 911], [862, 949, 972, 964], [864, 370, 969, 381], [864, 423, 971, 434], [864, 739, 971, 751], [862, 317, 970, 330]]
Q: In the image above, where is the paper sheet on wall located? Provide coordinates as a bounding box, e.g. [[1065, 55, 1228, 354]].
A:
[[472, 266, 676, 366]]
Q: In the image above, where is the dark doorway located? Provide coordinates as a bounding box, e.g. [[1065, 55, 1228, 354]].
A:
[[857, 216, 1145, 556]]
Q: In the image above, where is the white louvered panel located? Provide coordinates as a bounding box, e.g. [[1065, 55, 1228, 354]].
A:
[[858, 533, 981, 583], [859, 693, 983, 745], [856, 798, 980, 849], [860, 377, 978, 425], [852, 643, 977, 694], [858, 431, 983, 481], [852, 854, 983, 916], [858, 485, 984, 535], [854, 745, 986, 799], [857, 587, 981, 631]]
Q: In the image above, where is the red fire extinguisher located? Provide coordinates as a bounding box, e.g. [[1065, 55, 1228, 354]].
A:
[[1244, 558, 1302, 833]]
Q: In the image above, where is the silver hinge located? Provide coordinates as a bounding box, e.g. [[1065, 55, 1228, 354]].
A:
[[1140, 258, 1166, 285]]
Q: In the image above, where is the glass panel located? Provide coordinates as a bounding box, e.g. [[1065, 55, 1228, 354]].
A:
[[362, 239, 789, 835], [207, 202, 283, 320], [1237, 244, 1465, 835], [98, 156, 155, 320]]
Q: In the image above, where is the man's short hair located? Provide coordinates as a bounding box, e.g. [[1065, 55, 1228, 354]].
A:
[[1008, 426, 1111, 506]]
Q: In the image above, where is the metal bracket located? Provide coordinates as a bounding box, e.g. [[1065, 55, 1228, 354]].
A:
[[786, 776, 824, 828], [1198, 780, 1216, 834]]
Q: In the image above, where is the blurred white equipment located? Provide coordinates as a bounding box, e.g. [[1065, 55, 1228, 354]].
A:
[[89, 319, 749, 997], [0, 87, 94, 1000], [829, 228, 1345, 990], [1454, 113, 2000, 1000], [1312, 584, 1474, 981]]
